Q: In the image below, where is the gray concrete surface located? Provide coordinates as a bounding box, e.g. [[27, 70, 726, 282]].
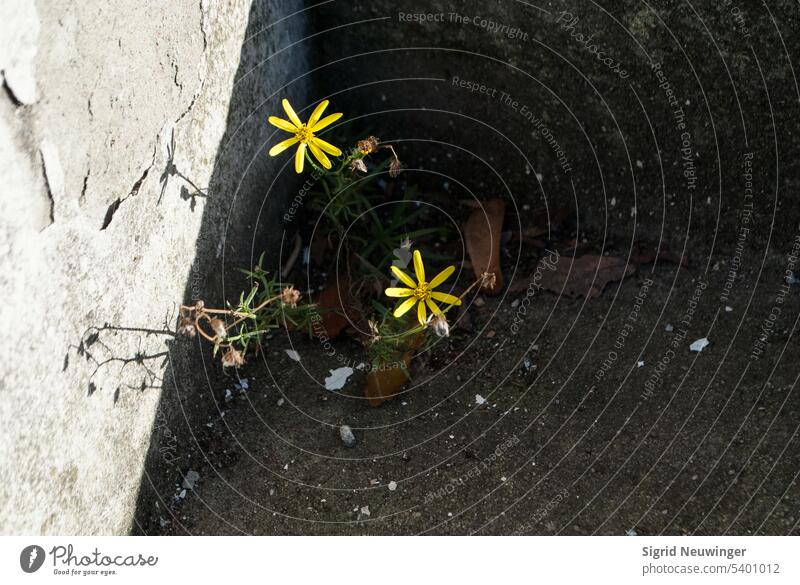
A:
[[0, 0, 309, 534]]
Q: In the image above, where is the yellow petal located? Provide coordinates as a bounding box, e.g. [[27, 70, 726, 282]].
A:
[[268, 116, 298, 133], [417, 301, 427, 326], [385, 287, 415, 298], [308, 100, 329, 128], [426, 298, 442, 315], [429, 265, 455, 289], [294, 142, 306, 173], [430, 291, 462, 306], [311, 136, 343, 156], [282, 98, 303, 128], [391, 266, 417, 288], [413, 250, 425, 283], [308, 141, 332, 169], [393, 297, 417, 318], [268, 136, 299, 156], [311, 112, 343, 132]]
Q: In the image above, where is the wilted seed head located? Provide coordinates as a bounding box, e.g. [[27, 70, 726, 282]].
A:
[[357, 135, 380, 154], [430, 314, 450, 338], [480, 272, 497, 290], [208, 317, 227, 339], [389, 156, 403, 178], [280, 286, 301, 308], [221, 347, 245, 368], [349, 158, 368, 173], [366, 319, 381, 344], [177, 315, 197, 338]]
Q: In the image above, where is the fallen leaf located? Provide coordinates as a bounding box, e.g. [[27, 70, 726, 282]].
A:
[[520, 254, 635, 298], [365, 353, 411, 407], [314, 280, 354, 338], [464, 199, 505, 295], [630, 241, 688, 268]]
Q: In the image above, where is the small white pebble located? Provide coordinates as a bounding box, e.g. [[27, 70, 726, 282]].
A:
[[388, 481, 398, 491]]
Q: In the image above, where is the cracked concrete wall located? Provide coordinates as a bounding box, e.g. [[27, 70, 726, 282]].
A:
[[0, 0, 309, 534]]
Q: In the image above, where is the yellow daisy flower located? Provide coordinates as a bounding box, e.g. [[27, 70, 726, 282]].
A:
[[268, 98, 343, 173], [386, 250, 462, 326]]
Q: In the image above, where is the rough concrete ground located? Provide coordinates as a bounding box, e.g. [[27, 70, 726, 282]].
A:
[[139, 250, 800, 535]]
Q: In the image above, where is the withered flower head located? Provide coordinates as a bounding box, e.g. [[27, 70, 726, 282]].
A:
[[480, 272, 497, 290], [178, 315, 197, 338], [357, 135, 380, 154], [208, 317, 227, 339], [430, 314, 450, 338], [389, 156, 403, 178], [221, 347, 245, 368], [194, 300, 205, 312], [280, 285, 301, 308], [349, 158, 368, 174], [366, 319, 381, 344]]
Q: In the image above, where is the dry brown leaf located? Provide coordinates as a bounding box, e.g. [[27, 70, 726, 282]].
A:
[[313, 281, 353, 338], [523, 254, 635, 298], [630, 242, 689, 268], [464, 198, 505, 295], [365, 353, 411, 407]]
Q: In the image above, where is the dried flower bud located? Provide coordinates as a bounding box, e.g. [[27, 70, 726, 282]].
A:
[[194, 300, 205, 312], [366, 319, 381, 344], [208, 317, 227, 339], [177, 315, 197, 338], [357, 135, 380, 154], [349, 158, 368, 173], [430, 314, 450, 338], [389, 156, 403, 178], [480, 272, 497, 290], [221, 347, 245, 368], [281, 286, 301, 308]]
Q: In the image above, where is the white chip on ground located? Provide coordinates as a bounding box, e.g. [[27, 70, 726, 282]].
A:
[[324, 367, 354, 390], [690, 338, 710, 352], [360, 505, 370, 516], [637, 361, 645, 368], [475, 394, 487, 405], [285, 349, 301, 362], [388, 481, 398, 491], [182, 470, 200, 490]]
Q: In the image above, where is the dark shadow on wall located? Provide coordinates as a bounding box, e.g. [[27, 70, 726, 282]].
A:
[[129, 1, 311, 535]]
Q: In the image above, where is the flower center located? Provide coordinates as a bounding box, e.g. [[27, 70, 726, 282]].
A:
[[294, 124, 314, 143], [414, 282, 430, 300]]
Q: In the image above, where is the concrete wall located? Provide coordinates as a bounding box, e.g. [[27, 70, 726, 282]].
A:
[[313, 0, 800, 254], [0, 0, 309, 534]]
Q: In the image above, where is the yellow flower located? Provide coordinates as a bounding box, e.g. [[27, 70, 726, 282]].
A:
[[385, 250, 461, 326], [268, 98, 343, 173]]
